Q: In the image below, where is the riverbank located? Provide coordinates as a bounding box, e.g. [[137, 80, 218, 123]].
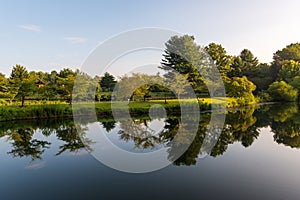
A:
[[0, 97, 257, 122]]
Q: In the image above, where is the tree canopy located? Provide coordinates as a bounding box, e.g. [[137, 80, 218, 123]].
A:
[[1, 37, 300, 105]]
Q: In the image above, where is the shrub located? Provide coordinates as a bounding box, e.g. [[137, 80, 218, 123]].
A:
[[267, 81, 298, 102]]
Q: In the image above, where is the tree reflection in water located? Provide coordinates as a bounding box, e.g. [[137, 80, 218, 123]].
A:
[[118, 119, 164, 149], [1, 103, 300, 166], [0, 119, 93, 161], [6, 128, 50, 161]]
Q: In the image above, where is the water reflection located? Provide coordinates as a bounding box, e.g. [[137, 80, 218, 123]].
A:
[[7, 128, 50, 161], [0, 119, 92, 161], [117, 119, 164, 149], [1, 103, 300, 166]]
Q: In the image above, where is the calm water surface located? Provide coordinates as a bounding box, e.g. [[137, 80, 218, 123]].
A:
[[1, 103, 300, 200]]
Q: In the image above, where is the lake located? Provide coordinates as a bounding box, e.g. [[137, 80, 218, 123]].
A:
[[1, 103, 300, 200]]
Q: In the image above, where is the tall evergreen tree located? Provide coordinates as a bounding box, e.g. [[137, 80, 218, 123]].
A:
[[160, 35, 207, 93], [99, 72, 117, 92], [228, 49, 258, 78], [9, 65, 36, 106]]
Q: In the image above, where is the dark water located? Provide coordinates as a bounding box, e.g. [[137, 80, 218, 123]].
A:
[[1, 103, 300, 200]]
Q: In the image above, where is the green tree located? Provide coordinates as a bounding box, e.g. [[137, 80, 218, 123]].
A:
[[56, 68, 76, 103], [160, 35, 206, 93], [248, 63, 274, 92], [271, 43, 300, 80], [204, 43, 233, 79], [229, 49, 259, 78], [99, 72, 117, 92], [0, 73, 9, 98], [268, 81, 298, 102], [38, 70, 60, 100], [278, 60, 300, 83], [9, 65, 37, 106], [95, 78, 102, 102], [72, 71, 97, 101], [226, 76, 256, 100], [166, 73, 190, 98], [273, 43, 300, 63], [115, 73, 163, 101]]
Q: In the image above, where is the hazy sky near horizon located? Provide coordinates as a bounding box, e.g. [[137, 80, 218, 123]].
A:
[[0, 0, 300, 76]]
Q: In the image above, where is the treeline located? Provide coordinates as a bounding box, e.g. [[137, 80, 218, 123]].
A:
[[160, 35, 300, 103], [1, 35, 300, 107], [0, 66, 118, 106]]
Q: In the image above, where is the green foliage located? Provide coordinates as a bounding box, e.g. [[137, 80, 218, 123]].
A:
[[257, 91, 272, 102], [204, 43, 233, 78], [3, 39, 300, 108], [115, 73, 163, 101], [226, 76, 256, 101], [0, 73, 9, 98], [271, 43, 300, 81], [268, 81, 298, 102], [56, 68, 76, 102], [73, 71, 98, 101], [273, 43, 300, 63], [166, 73, 190, 98], [99, 72, 117, 92], [228, 49, 258, 78], [278, 60, 300, 83], [248, 63, 274, 92], [9, 65, 36, 106], [160, 35, 206, 92]]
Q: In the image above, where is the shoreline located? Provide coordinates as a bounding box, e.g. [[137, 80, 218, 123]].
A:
[[0, 99, 276, 122]]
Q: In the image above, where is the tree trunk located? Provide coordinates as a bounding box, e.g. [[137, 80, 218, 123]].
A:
[[21, 96, 25, 107]]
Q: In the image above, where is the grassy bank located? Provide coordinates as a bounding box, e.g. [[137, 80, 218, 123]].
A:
[[0, 97, 257, 122]]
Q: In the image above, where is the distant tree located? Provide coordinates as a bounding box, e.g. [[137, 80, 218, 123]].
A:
[[17, 78, 37, 106], [115, 73, 163, 101], [271, 43, 300, 80], [95, 77, 102, 101], [56, 68, 76, 103], [248, 63, 274, 92], [38, 70, 60, 100], [99, 72, 117, 92], [278, 60, 300, 83], [9, 65, 37, 106], [268, 81, 298, 102], [0, 73, 8, 98], [228, 49, 259, 78], [273, 43, 300, 63], [276, 60, 300, 99], [160, 35, 206, 93], [165, 72, 190, 98], [204, 43, 233, 79], [72, 71, 97, 101]]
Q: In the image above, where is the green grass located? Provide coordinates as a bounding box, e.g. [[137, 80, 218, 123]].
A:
[[0, 97, 258, 122]]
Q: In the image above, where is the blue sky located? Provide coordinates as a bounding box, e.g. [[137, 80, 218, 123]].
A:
[[0, 0, 300, 76]]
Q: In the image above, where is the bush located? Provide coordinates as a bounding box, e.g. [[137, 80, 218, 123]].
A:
[[267, 81, 298, 102]]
